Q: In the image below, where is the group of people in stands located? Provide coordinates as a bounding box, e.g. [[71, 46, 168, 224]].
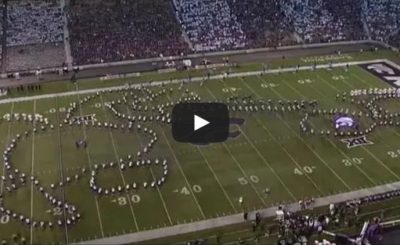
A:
[[68, 0, 400, 65], [363, 0, 400, 47], [0, 0, 398, 68], [68, 0, 189, 65], [6, 0, 63, 46], [173, 0, 247, 51]]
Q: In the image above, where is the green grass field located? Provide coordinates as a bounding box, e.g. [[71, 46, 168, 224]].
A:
[[1, 53, 400, 244]]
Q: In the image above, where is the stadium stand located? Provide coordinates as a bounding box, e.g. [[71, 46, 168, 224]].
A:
[[7, 0, 63, 46], [363, 0, 400, 48], [226, 0, 293, 48], [68, 0, 189, 65], [173, 0, 247, 52], [0, 0, 398, 69], [281, 0, 349, 43], [323, 0, 366, 41], [0, 3, 3, 71], [6, 42, 65, 72], [389, 30, 400, 48], [5, 0, 65, 71]]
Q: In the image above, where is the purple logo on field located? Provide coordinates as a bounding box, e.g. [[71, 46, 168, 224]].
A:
[[335, 116, 355, 129]]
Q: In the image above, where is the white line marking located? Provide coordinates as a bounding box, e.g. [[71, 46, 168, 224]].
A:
[[196, 147, 237, 212], [158, 128, 206, 219], [124, 106, 173, 225], [225, 78, 325, 194], [202, 88, 274, 207], [75, 86, 105, 237], [30, 100, 36, 245], [99, 94, 140, 231], [212, 85, 298, 201], [0, 102, 14, 194], [286, 74, 377, 185], [249, 76, 352, 190], [0, 59, 390, 105], [55, 97, 70, 244]]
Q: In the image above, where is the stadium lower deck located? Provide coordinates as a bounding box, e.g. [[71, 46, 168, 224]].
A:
[[1, 54, 400, 244]]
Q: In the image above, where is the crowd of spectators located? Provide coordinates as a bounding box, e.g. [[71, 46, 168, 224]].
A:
[[173, 0, 246, 52], [222, 0, 368, 49], [389, 30, 400, 48], [323, 0, 366, 41], [281, 0, 350, 43], [0, 4, 3, 70], [273, 188, 400, 244], [2, 0, 65, 71], [363, 0, 400, 48], [6, 0, 63, 46], [0, 0, 398, 69], [226, 0, 292, 49], [68, 0, 189, 65]]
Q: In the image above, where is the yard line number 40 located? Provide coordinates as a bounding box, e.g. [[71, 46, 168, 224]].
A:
[[294, 166, 316, 175]]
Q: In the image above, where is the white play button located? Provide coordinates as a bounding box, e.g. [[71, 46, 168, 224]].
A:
[[194, 115, 210, 131]]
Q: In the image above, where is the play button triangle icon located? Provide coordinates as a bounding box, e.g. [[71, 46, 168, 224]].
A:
[[194, 115, 210, 131]]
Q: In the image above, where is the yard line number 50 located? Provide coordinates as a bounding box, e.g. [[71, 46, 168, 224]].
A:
[[238, 175, 260, 185]]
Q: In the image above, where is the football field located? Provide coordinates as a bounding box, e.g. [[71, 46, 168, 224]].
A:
[[1, 59, 400, 244]]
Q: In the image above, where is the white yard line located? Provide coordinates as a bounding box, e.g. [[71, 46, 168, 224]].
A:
[[75, 86, 105, 237], [165, 85, 237, 213], [249, 77, 352, 191], [99, 94, 139, 231], [148, 166, 173, 225], [124, 107, 173, 226], [0, 102, 14, 194], [55, 97, 69, 244], [206, 84, 296, 200], [283, 75, 377, 185], [0, 59, 390, 106], [222, 143, 268, 207], [158, 128, 206, 219], [162, 93, 210, 218], [30, 100, 36, 245], [196, 147, 237, 212], [230, 122, 297, 201], [209, 82, 324, 196], [201, 87, 276, 207]]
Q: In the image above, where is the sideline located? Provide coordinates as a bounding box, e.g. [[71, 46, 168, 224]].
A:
[[0, 58, 390, 105], [76, 181, 400, 245]]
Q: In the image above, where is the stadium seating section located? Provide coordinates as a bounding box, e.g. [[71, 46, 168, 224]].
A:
[[0, 0, 398, 68], [68, 0, 189, 65], [173, 0, 246, 51]]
